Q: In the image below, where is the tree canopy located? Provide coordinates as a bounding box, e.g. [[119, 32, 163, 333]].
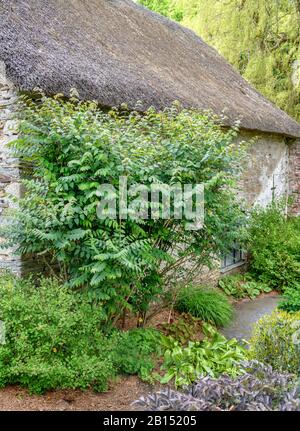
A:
[[138, 0, 300, 121]]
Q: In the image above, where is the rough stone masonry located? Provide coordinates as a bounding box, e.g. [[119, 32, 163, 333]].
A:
[[0, 61, 22, 274], [289, 140, 300, 215]]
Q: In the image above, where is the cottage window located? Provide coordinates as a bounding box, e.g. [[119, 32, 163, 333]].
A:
[[221, 244, 245, 271]]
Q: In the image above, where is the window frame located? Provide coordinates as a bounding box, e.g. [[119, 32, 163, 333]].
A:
[[221, 244, 246, 272]]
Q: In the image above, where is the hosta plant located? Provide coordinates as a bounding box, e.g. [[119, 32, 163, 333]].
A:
[[218, 274, 272, 300], [157, 324, 247, 387]]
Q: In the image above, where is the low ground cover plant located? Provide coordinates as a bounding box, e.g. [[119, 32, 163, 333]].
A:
[[134, 361, 300, 411], [156, 323, 247, 387], [218, 273, 272, 300], [249, 310, 300, 375], [158, 313, 203, 345], [175, 286, 233, 327], [110, 328, 162, 382]]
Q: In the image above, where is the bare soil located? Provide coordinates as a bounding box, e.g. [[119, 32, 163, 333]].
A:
[[0, 376, 154, 411]]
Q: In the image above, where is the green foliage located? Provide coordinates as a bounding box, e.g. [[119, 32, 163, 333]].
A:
[[0, 272, 167, 392], [279, 283, 300, 313], [247, 204, 300, 290], [158, 324, 247, 388], [110, 328, 162, 381], [219, 273, 272, 300], [139, 0, 300, 120], [3, 94, 247, 325], [175, 286, 233, 327], [158, 313, 202, 345], [139, 0, 183, 21], [0, 273, 115, 394], [249, 310, 300, 375], [135, 361, 300, 411]]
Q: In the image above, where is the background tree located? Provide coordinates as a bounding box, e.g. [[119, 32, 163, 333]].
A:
[[138, 0, 300, 120]]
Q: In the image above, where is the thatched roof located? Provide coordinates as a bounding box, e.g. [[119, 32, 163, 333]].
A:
[[1, 0, 300, 138]]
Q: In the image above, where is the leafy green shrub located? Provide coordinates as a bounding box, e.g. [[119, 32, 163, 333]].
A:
[[110, 328, 161, 381], [247, 204, 300, 290], [279, 283, 300, 313], [219, 273, 272, 300], [157, 324, 247, 387], [249, 310, 300, 375], [0, 273, 115, 394], [2, 94, 248, 325], [175, 286, 233, 327], [135, 361, 300, 411]]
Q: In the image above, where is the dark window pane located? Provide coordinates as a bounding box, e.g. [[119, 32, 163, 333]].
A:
[[222, 244, 244, 268]]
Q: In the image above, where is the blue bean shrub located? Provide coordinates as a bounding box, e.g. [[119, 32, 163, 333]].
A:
[[2, 94, 248, 325]]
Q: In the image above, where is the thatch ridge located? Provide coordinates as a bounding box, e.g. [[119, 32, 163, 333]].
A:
[[1, 0, 300, 138]]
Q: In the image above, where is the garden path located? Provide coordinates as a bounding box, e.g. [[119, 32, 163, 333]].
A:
[[221, 293, 280, 341]]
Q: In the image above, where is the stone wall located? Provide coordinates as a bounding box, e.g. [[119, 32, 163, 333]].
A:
[[289, 139, 300, 215], [213, 131, 290, 280], [238, 131, 289, 209], [238, 131, 300, 216], [0, 62, 23, 274]]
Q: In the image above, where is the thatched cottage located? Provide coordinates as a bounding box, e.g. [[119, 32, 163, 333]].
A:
[[1, 0, 300, 275]]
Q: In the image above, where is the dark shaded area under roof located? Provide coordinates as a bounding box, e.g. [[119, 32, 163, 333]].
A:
[[1, 0, 300, 138]]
